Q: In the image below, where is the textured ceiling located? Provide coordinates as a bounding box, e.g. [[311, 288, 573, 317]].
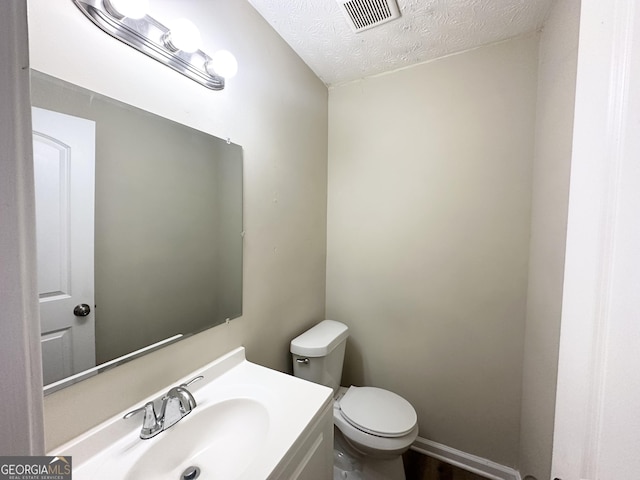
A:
[[247, 0, 555, 86]]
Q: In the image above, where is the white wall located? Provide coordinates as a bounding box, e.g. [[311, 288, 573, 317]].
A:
[[518, 0, 580, 478], [327, 35, 538, 467], [552, 0, 640, 476], [27, 0, 328, 450], [0, 0, 45, 456]]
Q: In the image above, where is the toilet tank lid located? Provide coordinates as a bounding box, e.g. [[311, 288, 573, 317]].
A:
[[290, 320, 349, 357]]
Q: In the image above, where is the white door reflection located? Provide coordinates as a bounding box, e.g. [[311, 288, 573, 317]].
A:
[[33, 107, 96, 387]]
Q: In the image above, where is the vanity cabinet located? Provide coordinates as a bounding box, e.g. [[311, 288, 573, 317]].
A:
[[271, 400, 334, 480]]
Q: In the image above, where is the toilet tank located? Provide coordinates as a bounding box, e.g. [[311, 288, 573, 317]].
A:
[[290, 320, 349, 394]]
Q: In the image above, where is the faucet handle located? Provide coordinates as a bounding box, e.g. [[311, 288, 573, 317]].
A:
[[123, 401, 163, 439], [124, 401, 153, 420], [180, 375, 204, 388]]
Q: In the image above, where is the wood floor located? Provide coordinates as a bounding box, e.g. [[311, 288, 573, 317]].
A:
[[403, 450, 489, 480]]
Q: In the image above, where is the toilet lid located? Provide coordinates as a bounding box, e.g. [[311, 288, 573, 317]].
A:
[[339, 386, 417, 438]]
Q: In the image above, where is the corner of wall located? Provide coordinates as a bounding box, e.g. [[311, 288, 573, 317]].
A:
[[518, 0, 581, 477]]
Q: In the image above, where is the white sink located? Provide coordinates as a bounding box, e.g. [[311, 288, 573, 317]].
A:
[[126, 399, 269, 480], [50, 347, 333, 480]]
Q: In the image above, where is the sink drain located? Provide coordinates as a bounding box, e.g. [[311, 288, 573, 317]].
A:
[[181, 466, 201, 480]]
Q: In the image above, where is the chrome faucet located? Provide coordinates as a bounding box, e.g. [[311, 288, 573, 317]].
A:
[[124, 375, 203, 439]]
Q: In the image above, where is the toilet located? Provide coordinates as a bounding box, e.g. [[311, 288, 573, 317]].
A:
[[291, 320, 418, 480]]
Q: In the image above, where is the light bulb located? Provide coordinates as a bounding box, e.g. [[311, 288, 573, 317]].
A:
[[164, 18, 202, 53], [206, 50, 238, 79], [104, 0, 149, 19]]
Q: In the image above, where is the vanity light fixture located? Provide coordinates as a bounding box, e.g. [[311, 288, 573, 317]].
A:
[[163, 18, 202, 53], [72, 0, 237, 90], [103, 0, 148, 19]]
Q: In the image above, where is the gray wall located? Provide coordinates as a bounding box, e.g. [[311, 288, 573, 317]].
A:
[[214, 144, 244, 323], [518, 0, 580, 478], [327, 35, 539, 467], [30, 0, 328, 450]]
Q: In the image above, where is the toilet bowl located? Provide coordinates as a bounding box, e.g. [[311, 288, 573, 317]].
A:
[[291, 320, 418, 480], [334, 386, 418, 458]]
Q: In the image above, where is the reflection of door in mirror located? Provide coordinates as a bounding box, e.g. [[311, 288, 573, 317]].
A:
[[32, 107, 96, 386]]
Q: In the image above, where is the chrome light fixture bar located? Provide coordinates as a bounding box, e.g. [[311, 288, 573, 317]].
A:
[[72, 0, 227, 90]]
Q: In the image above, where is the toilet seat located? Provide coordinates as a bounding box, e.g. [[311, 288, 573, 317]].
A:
[[333, 386, 419, 457], [339, 386, 417, 438]]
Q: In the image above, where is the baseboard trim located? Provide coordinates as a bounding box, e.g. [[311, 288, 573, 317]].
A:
[[410, 437, 521, 480]]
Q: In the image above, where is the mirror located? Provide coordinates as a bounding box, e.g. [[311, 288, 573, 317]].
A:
[[31, 71, 243, 394]]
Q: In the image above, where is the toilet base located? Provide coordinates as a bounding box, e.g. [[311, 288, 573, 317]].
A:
[[333, 427, 406, 480]]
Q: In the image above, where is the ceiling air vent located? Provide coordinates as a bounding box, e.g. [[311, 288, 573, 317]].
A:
[[336, 0, 401, 33]]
